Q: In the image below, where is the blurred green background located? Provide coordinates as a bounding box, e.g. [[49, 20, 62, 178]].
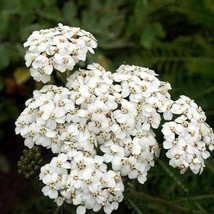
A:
[[0, 0, 213, 213]]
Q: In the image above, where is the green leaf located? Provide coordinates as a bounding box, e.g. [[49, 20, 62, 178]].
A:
[[140, 22, 165, 49], [62, 1, 79, 26], [0, 97, 19, 123], [187, 58, 214, 76], [0, 0, 22, 14], [0, 45, 9, 69], [204, 0, 214, 12], [0, 11, 10, 39], [20, 23, 44, 41], [42, 0, 57, 7], [37, 6, 62, 22]]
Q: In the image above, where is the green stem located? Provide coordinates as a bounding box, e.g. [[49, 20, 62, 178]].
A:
[[128, 190, 208, 214], [158, 159, 206, 212], [158, 159, 188, 193], [205, 161, 214, 174], [173, 194, 214, 202], [126, 197, 144, 214], [192, 86, 214, 99], [56, 71, 71, 85]]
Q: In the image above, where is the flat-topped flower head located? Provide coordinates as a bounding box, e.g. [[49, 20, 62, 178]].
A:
[[162, 96, 214, 174], [15, 85, 74, 152], [24, 23, 97, 83], [39, 152, 124, 214], [65, 64, 164, 184]]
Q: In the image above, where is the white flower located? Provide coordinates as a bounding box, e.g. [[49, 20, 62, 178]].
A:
[[38, 150, 124, 214], [171, 96, 206, 123], [76, 206, 86, 214], [42, 183, 58, 199], [61, 123, 80, 142], [15, 85, 78, 151], [142, 110, 161, 131], [162, 122, 183, 145], [158, 99, 173, 120], [200, 123, 214, 151], [113, 99, 137, 126], [162, 116, 213, 174], [161, 95, 214, 174], [51, 153, 71, 169], [102, 143, 125, 163], [24, 23, 97, 83]]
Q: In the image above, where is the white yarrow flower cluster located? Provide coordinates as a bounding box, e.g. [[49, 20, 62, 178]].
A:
[[40, 152, 124, 214], [15, 24, 214, 214], [15, 63, 173, 212], [24, 23, 97, 83], [66, 64, 175, 184], [15, 85, 74, 153], [162, 96, 214, 174]]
